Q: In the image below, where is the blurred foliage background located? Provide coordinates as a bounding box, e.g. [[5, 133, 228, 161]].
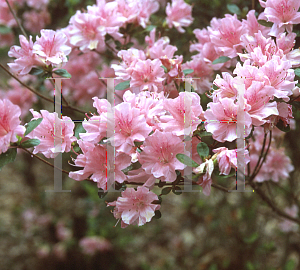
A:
[[1, 0, 300, 270]]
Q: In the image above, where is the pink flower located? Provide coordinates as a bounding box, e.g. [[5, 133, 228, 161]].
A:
[[242, 10, 270, 37], [139, 130, 186, 182], [279, 205, 299, 232], [33, 29, 71, 66], [159, 92, 203, 136], [166, 0, 194, 33], [148, 38, 178, 59], [194, 159, 214, 196], [109, 102, 153, 153], [209, 14, 247, 58], [79, 236, 112, 255], [107, 186, 160, 227], [69, 140, 131, 190], [213, 147, 250, 175], [26, 0, 49, 9], [8, 35, 37, 75], [204, 98, 252, 142], [27, 110, 76, 158], [130, 59, 165, 92], [0, 99, 25, 154], [68, 11, 106, 52], [259, 0, 300, 36], [23, 9, 51, 33]]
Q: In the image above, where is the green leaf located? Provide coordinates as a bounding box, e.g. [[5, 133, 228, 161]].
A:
[[115, 80, 130, 90], [227, 4, 241, 15], [276, 119, 290, 132], [243, 232, 259, 244], [0, 148, 17, 171], [74, 123, 86, 139], [125, 42, 134, 49], [257, 20, 273, 27], [153, 210, 162, 219], [197, 142, 209, 160], [172, 186, 182, 195], [145, 25, 156, 32], [16, 135, 23, 144], [176, 153, 199, 167], [284, 259, 296, 270], [218, 171, 236, 179], [294, 68, 300, 78], [0, 25, 12, 34], [161, 65, 168, 73], [152, 196, 162, 204], [161, 187, 172, 195], [24, 118, 43, 136], [53, 69, 72, 78], [183, 69, 194, 75], [212, 56, 231, 64], [20, 139, 40, 148], [246, 261, 255, 270], [29, 67, 44, 76]]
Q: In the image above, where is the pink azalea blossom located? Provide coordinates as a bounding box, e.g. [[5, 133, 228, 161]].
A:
[[8, 35, 37, 75], [130, 59, 165, 92], [0, 99, 25, 154], [0, 0, 16, 28], [194, 159, 214, 196], [26, 0, 49, 9], [68, 11, 106, 52], [79, 236, 112, 255], [166, 0, 194, 33], [23, 9, 51, 33], [204, 98, 252, 142], [27, 110, 76, 158], [209, 14, 247, 58], [259, 0, 300, 36], [242, 10, 270, 37], [139, 130, 186, 182], [159, 92, 203, 136], [107, 186, 160, 227], [213, 147, 250, 175], [69, 140, 131, 190], [108, 102, 153, 153], [33, 29, 71, 66], [279, 205, 299, 232]]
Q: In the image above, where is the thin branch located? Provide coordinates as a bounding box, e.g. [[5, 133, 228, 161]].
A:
[[5, 0, 28, 40], [0, 63, 86, 115], [20, 147, 70, 175], [250, 182, 300, 225]]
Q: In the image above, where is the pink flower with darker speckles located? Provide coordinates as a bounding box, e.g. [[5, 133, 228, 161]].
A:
[[130, 59, 165, 92], [107, 186, 160, 227], [0, 99, 25, 154], [139, 130, 186, 182], [27, 110, 76, 158], [166, 0, 194, 33]]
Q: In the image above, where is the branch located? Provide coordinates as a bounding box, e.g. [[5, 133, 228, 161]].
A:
[[5, 0, 28, 40]]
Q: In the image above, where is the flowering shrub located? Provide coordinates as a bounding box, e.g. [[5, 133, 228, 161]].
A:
[[0, 0, 299, 236]]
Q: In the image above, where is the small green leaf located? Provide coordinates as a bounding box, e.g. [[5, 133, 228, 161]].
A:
[[198, 131, 212, 138], [153, 210, 162, 219], [16, 135, 23, 144], [172, 186, 182, 195], [294, 68, 300, 78], [161, 187, 172, 195], [21, 139, 40, 148], [158, 180, 165, 187], [115, 80, 130, 90], [0, 148, 17, 171], [53, 69, 72, 78], [24, 118, 43, 136], [176, 153, 199, 167], [29, 67, 44, 76], [243, 232, 259, 244], [74, 123, 86, 139], [276, 119, 290, 132], [0, 25, 12, 34], [152, 196, 162, 204], [246, 261, 255, 270], [218, 171, 236, 179], [125, 42, 134, 49], [212, 56, 231, 64], [145, 25, 156, 32], [161, 65, 168, 73], [183, 69, 194, 75], [284, 259, 296, 270], [197, 142, 209, 160], [257, 20, 273, 27], [227, 4, 241, 15]]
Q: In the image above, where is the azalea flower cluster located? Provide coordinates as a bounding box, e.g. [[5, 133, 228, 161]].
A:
[[1, 0, 299, 228]]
